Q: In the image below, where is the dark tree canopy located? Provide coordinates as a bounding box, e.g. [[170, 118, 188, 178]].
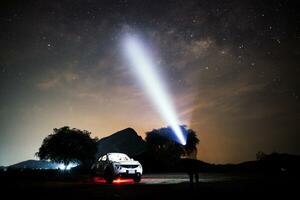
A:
[[145, 126, 199, 169], [256, 151, 267, 160], [184, 129, 200, 157], [36, 126, 98, 167]]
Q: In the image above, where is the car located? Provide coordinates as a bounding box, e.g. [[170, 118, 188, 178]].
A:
[[91, 153, 143, 183]]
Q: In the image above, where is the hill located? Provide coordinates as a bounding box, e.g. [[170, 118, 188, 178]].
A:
[[96, 128, 146, 158], [8, 160, 59, 170]]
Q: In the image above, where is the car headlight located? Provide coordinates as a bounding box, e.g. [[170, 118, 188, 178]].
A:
[[114, 164, 121, 170]]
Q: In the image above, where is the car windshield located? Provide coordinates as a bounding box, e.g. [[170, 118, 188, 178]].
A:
[[108, 153, 130, 162]]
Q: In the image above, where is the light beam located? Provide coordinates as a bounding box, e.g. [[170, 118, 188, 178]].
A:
[[123, 34, 186, 145]]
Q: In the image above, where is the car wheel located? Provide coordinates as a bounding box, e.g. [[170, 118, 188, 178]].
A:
[[134, 173, 141, 183], [90, 168, 97, 176], [104, 168, 113, 183]]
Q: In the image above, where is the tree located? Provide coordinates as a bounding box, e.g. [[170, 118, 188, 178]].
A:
[[256, 151, 267, 160], [36, 126, 98, 168], [145, 126, 200, 170], [183, 129, 200, 158]]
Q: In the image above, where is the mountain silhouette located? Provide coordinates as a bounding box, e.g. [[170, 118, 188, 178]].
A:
[[96, 128, 146, 158], [8, 160, 59, 169]]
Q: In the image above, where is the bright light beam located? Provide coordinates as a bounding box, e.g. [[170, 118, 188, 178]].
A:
[[123, 34, 186, 145]]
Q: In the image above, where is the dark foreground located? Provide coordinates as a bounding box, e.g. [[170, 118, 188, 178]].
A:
[[1, 173, 299, 199]]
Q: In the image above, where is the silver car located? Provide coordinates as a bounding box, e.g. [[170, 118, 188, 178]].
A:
[[92, 153, 143, 183]]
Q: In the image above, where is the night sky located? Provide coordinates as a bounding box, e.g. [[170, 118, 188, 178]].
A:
[[1, 0, 299, 166]]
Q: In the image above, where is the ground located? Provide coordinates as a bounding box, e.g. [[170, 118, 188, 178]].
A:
[[1, 173, 298, 199]]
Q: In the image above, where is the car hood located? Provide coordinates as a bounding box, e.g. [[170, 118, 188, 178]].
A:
[[112, 160, 141, 165]]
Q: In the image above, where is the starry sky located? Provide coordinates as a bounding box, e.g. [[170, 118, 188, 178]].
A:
[[0, 0, 299, 166]]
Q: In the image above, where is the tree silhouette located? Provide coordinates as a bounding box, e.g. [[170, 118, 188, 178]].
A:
[[36, 126, 98, 168], [183, 129, 200, 158], [256, 151, 267, 160], [145, 126, 200, 170]]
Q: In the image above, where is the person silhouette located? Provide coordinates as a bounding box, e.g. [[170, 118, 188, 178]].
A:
[[181, 158, 199, 186], [188, 170, 199, 184]]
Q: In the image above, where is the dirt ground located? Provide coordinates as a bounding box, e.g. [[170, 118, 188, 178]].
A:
[[1, 173, 298, 199]]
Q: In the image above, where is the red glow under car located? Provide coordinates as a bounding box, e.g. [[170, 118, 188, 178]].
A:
[[113, 178, 134, 184], [93, 177, 134, 184], [93, 177, 107, 183]]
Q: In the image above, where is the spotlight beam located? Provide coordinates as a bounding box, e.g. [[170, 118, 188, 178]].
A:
[[123, 34, 186, 145]]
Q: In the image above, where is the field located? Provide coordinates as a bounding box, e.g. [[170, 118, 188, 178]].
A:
[[1, 172, 298, 199]]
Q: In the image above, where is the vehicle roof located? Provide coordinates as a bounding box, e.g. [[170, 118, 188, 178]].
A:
[[107, 152, 129, 156]]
